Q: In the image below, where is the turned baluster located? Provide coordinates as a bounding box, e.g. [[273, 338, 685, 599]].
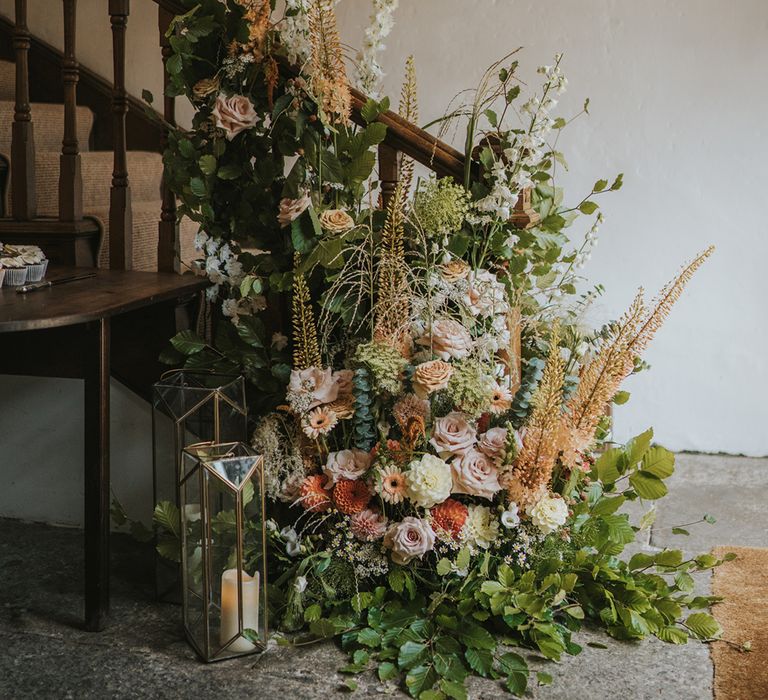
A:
[[157, 7, 178, 273], [378, 142, 399, 210], [59, 0, 83, 222], [109, 0, 133, 270], [11, 0, 36, 220]]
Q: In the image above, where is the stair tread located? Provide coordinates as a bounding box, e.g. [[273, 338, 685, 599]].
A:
[[0, 100, 94, 153]]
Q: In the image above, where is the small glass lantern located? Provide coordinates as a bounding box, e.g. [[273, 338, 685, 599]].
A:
[[152, 372, 247, 602], [180, 441, 268, 662]]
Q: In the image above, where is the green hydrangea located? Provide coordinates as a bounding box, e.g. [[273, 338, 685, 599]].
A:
[[354, 342, 407, 395], [412, 177, 470, 237], [446, 359, 495, 417]]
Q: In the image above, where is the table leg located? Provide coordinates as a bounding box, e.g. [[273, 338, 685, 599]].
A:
[[83, 318, 110, 631]]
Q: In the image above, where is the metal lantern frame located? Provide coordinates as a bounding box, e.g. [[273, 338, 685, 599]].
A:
[[179, 441, 269, 663], [151, 371, 247, 601]]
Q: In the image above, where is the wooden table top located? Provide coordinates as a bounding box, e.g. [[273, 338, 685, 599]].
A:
[[0, 267, 208, 332]]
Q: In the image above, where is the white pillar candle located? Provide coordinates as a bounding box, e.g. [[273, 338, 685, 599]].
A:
[[219, 568, 260, 653]]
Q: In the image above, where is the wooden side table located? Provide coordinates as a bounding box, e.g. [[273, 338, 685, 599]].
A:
[[0, 267, 207, 631]]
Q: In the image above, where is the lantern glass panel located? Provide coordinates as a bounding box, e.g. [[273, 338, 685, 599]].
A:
[[180, 442, 267, 662], [152, 372, 246, 602]]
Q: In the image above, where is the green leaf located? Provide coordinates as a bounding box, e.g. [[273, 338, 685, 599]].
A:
[[458, 622, 495, 650], [357, 627, 381, 648], [153, 501, 180, 538], [440, 679, 468, 700], [610, 172, 624, 190], [657, 626, 689, 644], [537, 671, 554, 685], [579, 201, 599, 215], [170, 329, 206, 355], [592, 495, 625, 516], [703, 513, 717, 524], [340, 679, 358, 693], [506, 671, 528, 695], [437, 559, 452, 576], [642, 446, 675, 479], [655, 549, 683, 567], [595, 448, 623, 484], [686, 613, 722, 640], [217, 163, 242, 180], [378, 661, 398, 681], [672, 527, 690, 536], [464, 648, 493, 676], [625, 428, 653, 466], [398, 641, 428, 669], [629, 471, 668, 500], [593, 178, 608, 192], [166, 53, 182, 75], [612, 390, 630, 405], [309, 619, 336, 638], [304, 604, 322, 622], [405, 664, 436, 698], [141, 89, 154, 104], [628, 552, 655, 570], [345, 151, 377, 184], [189, 176, 206, 198], [199, 154, 217, 175], [360, 122, 387, 150]]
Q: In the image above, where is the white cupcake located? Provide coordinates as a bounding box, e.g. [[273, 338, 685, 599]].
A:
[[16, 245, 48, 282], [1, 256, 28, 286]]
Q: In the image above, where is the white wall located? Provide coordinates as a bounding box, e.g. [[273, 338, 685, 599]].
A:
[[0, 0, 765, 527], [338, 0, 768, 457]]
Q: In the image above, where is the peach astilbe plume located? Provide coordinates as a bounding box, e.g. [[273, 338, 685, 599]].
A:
[[307, 0, 351, 126], [291, 253, 322, 370], [560, 246, 715, 464], [397, 56, 418, 198], [508, 323, 566, 505], [372, 182, 412, 355]]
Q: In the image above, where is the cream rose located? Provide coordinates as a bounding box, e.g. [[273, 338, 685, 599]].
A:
[[417, 319, 473, 360], [278, 195, 312, 227], [477, 427, 509, 463], [451, 448, 501, 500], [212, 93, 259, 140], [528, 494, 569, 535], [429, 412, 476, 458], [412, 360, 453, 399], [288, 367, 339, 409], [384, 516, 436, 565], [406, 454, 452, 508], [323, 449, 372, 484], [319, 208, 355, 233]]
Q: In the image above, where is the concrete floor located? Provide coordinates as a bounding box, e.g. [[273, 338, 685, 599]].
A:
[[0, 453, 765, 699]]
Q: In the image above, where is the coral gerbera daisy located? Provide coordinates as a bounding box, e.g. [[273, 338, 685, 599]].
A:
[[297, 474, 331, 513], [302, 406, 338, 438], [377, 464, 408, 504], [333, 478, 371, 515], [430, 498, 468, 539]]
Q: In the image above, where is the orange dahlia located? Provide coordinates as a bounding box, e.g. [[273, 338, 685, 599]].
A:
[[298, 474, 331, 513], [333, 478, 371, 515], [430, 498, 468, 539]]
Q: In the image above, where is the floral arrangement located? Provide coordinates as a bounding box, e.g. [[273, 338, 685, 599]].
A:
[[154, 0, 731, 695]]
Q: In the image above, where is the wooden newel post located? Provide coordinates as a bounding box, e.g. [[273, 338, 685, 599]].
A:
[[59, 0, 83, 222], [378, 142, 399, 210], [11, 0, 36, 220], [109, 0, 133, 270], [157, 6, 179, 273]]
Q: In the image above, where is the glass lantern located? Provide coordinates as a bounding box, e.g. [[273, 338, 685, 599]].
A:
[[180, 441, 268, 662], [152, 372, 247, 602]]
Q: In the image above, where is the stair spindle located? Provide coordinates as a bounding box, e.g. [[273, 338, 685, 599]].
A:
[[109, 0, 133, 270], [59, 0, 83, 222], [378, 142, 399, 210], [11, 0, 36, 220], [157, 6, 178, 273]]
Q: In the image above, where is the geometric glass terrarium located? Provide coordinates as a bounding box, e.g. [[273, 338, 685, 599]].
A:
[[152, 372, 247, 602], [179, 441, 268, 662]]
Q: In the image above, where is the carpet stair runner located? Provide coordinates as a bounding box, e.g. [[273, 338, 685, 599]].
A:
[[0, 59, 196, 271]]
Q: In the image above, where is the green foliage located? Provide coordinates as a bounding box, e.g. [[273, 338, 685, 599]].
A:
[[351, 368, 377, 451]]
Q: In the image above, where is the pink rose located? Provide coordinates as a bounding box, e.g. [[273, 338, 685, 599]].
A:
[[278, 195, 312, 227], [416, 319, 473, 361], [477, 427, 509, 463], [383, 517, 436, 565], [350, 508, 388, 541], [451, 448, 501, 500], [323, 449, 372, 484], [429, 412, 476, 457], [288, 367, 339, 408], [213, 93, 259, 140]]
